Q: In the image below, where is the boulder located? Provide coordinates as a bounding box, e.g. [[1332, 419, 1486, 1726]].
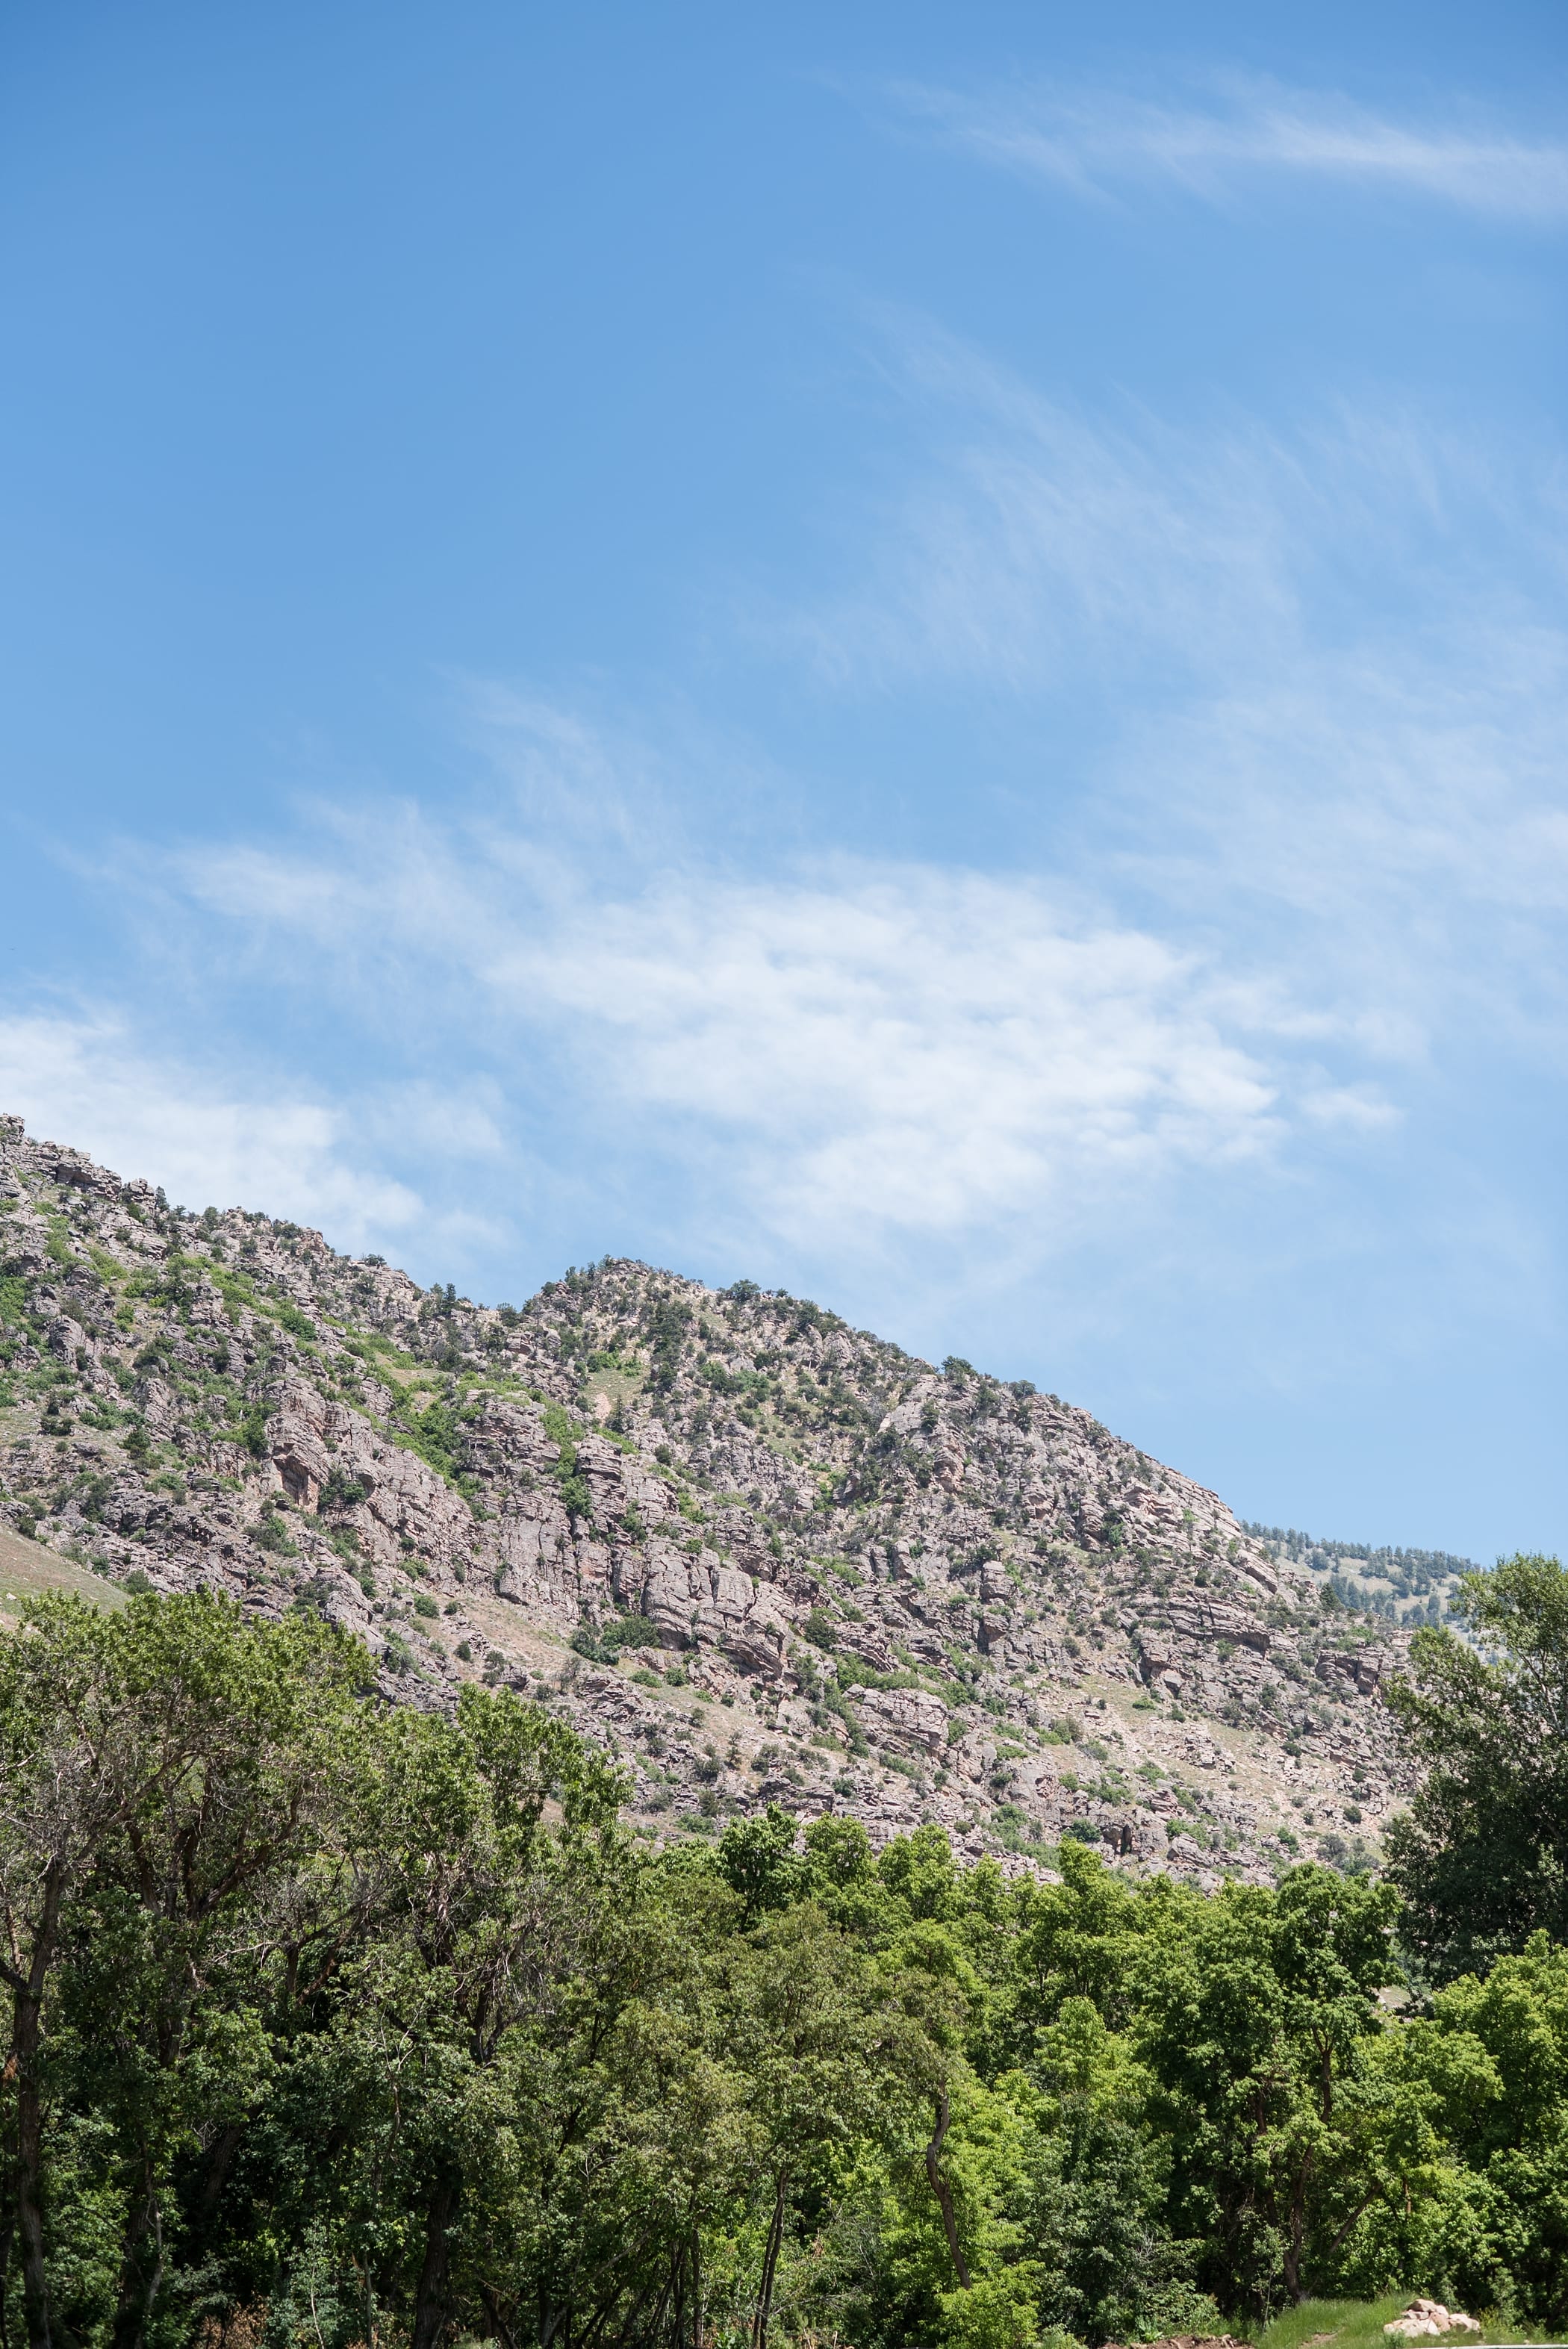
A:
[[1384, 2302, 1481, 2339], [853, 1684, 951, 1758]]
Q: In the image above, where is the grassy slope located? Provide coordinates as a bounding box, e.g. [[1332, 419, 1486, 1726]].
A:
[[1251, 2298, 1561, 2349], [0, 1520, 125, 1620]]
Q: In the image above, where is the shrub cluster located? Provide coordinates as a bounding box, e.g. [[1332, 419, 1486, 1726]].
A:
[[2, 1564, 1567, 2349]]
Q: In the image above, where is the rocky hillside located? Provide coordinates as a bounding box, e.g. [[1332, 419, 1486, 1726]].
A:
[[0, 1114, 1420, 1886], [1242, 1520, 1479, 1628]]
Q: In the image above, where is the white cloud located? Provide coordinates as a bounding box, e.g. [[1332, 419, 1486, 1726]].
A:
[[0, 1010, 425, 1246], [783, 339, 1302, 691], [158, 804, 1315, 1253], [18, 361, 1566, 1299], [140, 362, 1566, 1260], [769, 331, 1568, 1064], [507, 866, 1284, 1242], [894, 77, 1568, 218], [785, 327, 1568, 690], [1299, 1083, 1401, 1131]]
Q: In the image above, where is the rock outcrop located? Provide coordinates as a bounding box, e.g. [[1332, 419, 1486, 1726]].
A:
[[1384, 2303, 1481, 2339], [0, 1113, 1418, 1880]]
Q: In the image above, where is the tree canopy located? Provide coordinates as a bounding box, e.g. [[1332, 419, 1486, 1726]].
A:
[[3, 1585, 1568, 2349], [1383, 1554, 1568, 1982]]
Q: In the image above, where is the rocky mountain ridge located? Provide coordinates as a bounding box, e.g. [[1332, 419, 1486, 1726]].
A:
[[1241, 1520, 1478, 1628], [0, 1113, 1419, 1885]]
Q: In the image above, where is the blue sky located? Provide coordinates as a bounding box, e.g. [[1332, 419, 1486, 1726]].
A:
[[1, 0, 1564, 1561]]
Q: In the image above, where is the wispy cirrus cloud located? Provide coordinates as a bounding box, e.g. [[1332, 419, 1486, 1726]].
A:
[[161, 815, 1296, 1254], [891, 76, 1568, 218], [13, 308, 1567, 1326], [511, 868, 1282, 1241], [0, 1009, 504, 1255], [36, 363, 1564, 1286], [778, 325, 1568, 1059]]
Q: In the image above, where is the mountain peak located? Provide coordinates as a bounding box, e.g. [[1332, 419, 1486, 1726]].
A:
[[0, 1115, 1414, 1882]]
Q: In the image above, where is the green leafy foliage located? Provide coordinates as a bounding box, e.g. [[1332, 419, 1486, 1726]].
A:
[[1384, 1555, 1568, 1981], [570, 1608, 656, 1664], [644, 1292, 693, 1392], [541, 1397, 593, 1517], [3, 1593, 1568, 2346], [391, 1388, 466, 1484], [318, 1465, 369, 1513]]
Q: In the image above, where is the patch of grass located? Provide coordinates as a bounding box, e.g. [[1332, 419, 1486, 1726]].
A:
[[344, 1328, 422, 1379], [579, 1357, 645, 1428], [1249, 2297, 1403, 2349], [0, 1523, 126, 1614], [1246, 2297, 1549, 2349], [206, 1261, 319, 1347]]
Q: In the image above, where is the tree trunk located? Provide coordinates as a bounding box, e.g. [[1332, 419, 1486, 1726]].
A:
[[109, 2168, 167, 2349], [478, 2289, 516, 2349], [925, 2088, 971, 2291], [190, 2121, 244, 2243], [534, 2283, 564, 2349], [750, 2174, 786, 2349], [410, 2185, 455, 2349], [691, 2230, 702, 2349], [10, 1858, 66, 2349], [0, 2204, 15, 2349], [647, 2250, 679, 2348], [1281, 2162, 1307, 2302]]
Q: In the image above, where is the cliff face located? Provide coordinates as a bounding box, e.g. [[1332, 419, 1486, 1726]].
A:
[[0, 1113, 1416, 1884]]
